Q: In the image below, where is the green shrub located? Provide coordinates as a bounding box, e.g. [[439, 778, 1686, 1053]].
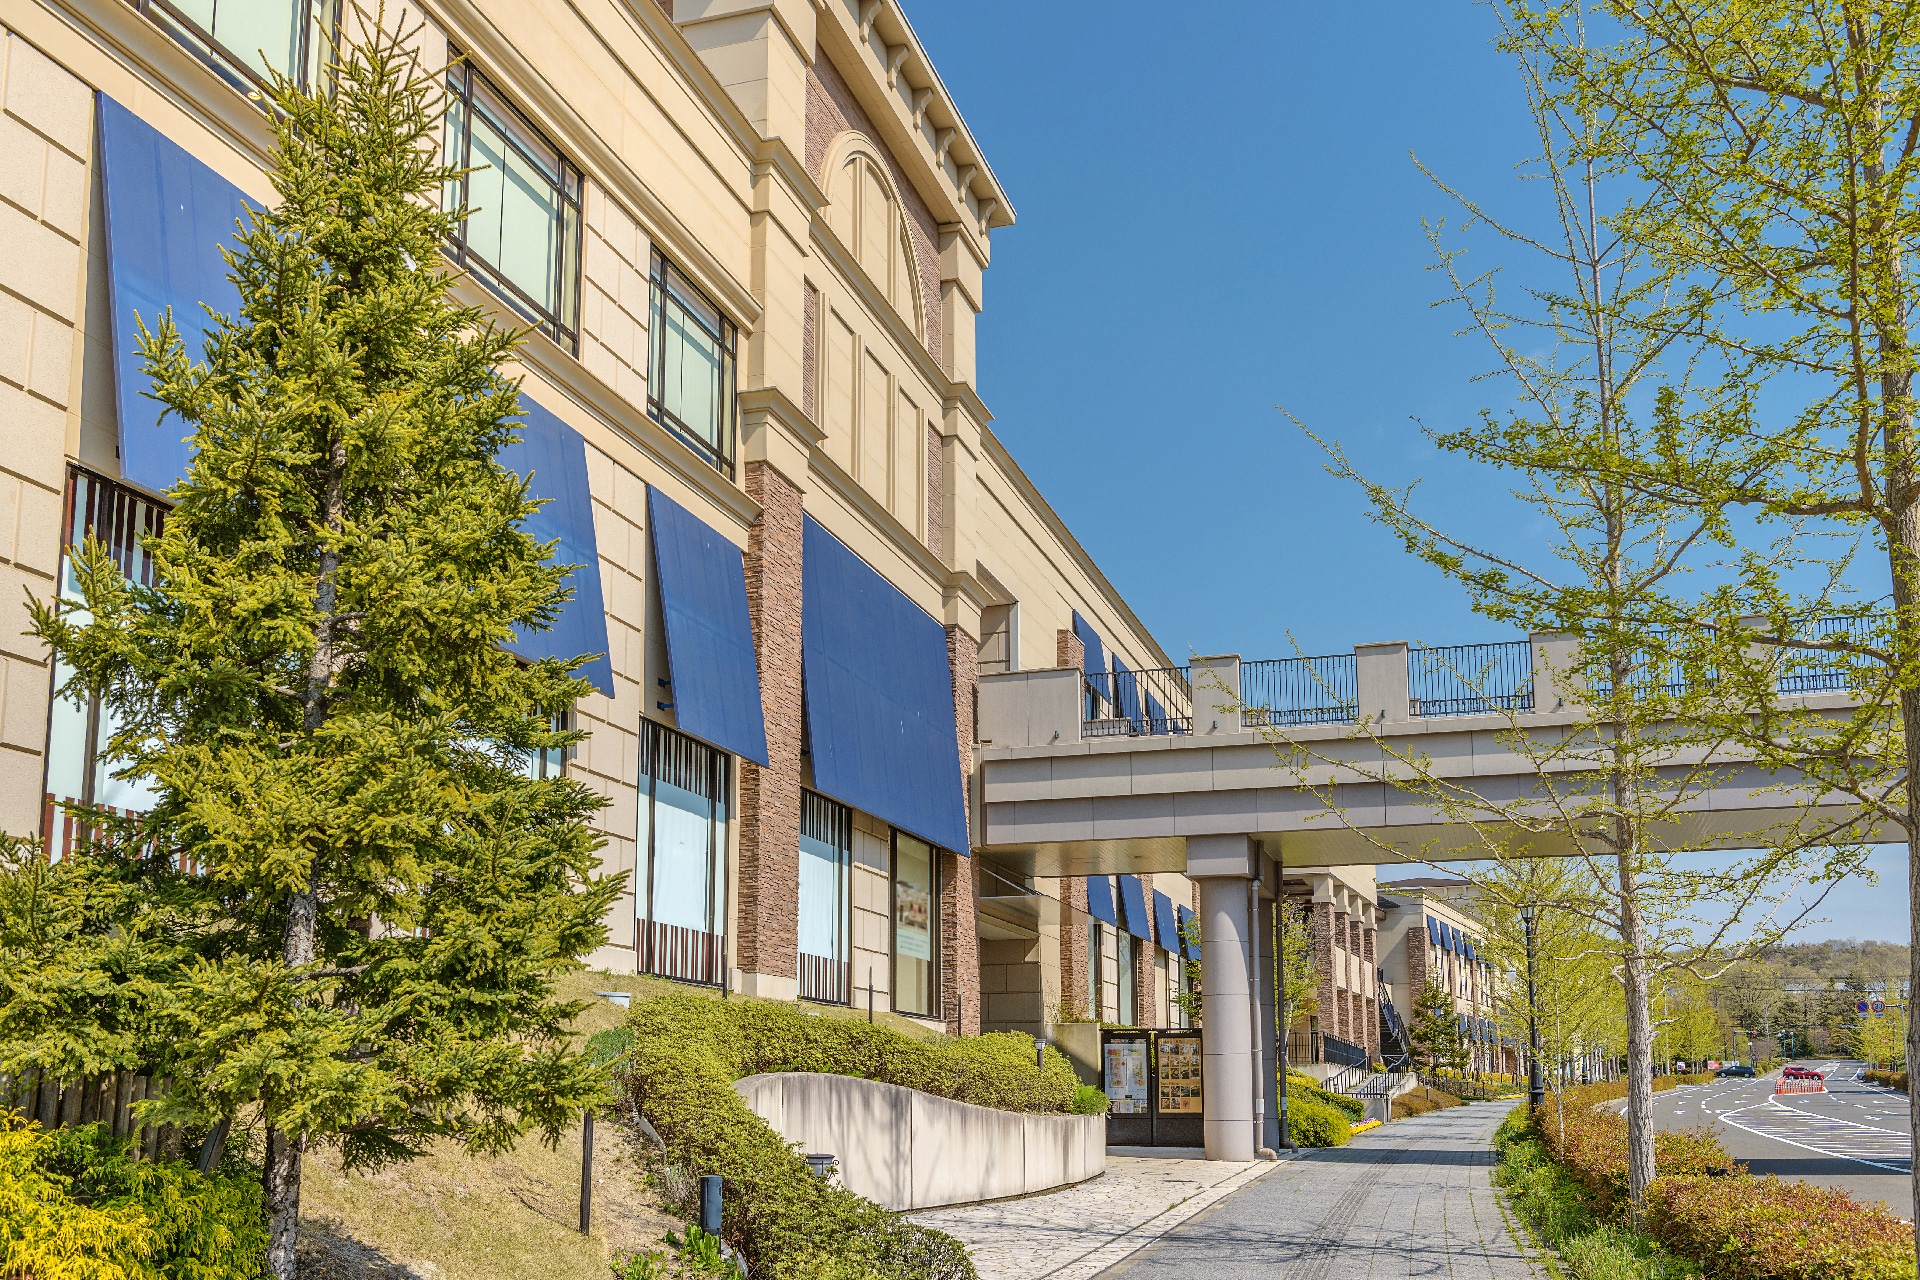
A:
[[1865, 1068, 1908, 1092], [1284, 1073, 1363, 1121], [1646, 1174, 1915, 1280], [1070, 1085, 1108, 1115], [0, 1118, 268, 1280], [617, 993, 1020, 1280], [1283, 1095, 1351, 1147]]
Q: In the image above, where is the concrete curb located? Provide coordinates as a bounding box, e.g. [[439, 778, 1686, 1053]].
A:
[[1035, 1157, 1288, 1280]]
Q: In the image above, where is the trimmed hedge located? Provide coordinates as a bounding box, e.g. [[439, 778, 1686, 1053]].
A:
[[0, 1118, 267, 1280], [1285, 1073, 1363, 1122], [1647, 1174, 1913, 1280], [616, 992, 1097, 1279], [1864, 1069, 1908, 1092], [1283, 1095, 1351, 1147], [1392, 1085, 1463, 1120], [1506, 1076, 1916, 1280]]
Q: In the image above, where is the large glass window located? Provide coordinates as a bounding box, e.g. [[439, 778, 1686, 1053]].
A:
[[445, 56, 582, 352], [1086, 921, 1104, 1020], [43, 470, 168, 860], [635, 720, 728, 985], [890, 830, 939, 1018], [1117, 931, 1137, 1026], [798, 791, 851, 1005], [133, 0, 338, 95], [648, 249, 738, 478]]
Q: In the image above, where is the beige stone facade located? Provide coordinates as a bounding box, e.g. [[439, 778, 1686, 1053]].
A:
[[1377, 879, 1516, 1075], [1, 0, 1170, 1038]]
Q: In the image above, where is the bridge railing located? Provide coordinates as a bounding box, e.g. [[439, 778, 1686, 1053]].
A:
[[1240, 655, 1357, 728], [1410, 641, 1535, 718], [1083, 664, 1194, 738]]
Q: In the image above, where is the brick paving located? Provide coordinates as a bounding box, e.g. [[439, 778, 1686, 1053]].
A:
[[914, 1102, 1543, 1280]]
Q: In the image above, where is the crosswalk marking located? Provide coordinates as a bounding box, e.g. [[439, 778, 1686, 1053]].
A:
[[1717, 1096, 1913, 1173]]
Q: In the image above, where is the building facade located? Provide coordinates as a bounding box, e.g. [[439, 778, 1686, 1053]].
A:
[[0, 0, 1191, 1039], [1377, 879, 1516, 1076]]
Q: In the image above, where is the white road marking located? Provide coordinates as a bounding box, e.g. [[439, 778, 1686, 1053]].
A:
[[1714, 1095, 1914, 1173]]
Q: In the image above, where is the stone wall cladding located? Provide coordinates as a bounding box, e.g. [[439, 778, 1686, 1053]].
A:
[[939, 849, 979, 1036], [1056, 630, 1083, 673], [736, 461, 804, 978], [1059, 876, 1089, 1022], [803, 51, 941, 365], [0, 28, 90, 838], [1134, 873, 1158, 1028], [1310, 902, 1335, 1057], [1363, 926, 1378, 1054]]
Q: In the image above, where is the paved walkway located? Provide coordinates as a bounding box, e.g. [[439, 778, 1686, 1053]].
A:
[[914, 1103, 1541, 1280], [909, 1150, 1283, 1280], [1107, 1102, 1541, 1279]]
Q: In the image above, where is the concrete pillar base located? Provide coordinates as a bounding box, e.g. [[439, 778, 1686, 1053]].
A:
[[1194, 844, 1255, 1162]]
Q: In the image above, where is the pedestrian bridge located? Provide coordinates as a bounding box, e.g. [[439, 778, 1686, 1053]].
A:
[[973, 635, 1877, 878]]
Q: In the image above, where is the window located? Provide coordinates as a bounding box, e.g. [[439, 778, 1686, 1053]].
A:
[[445, 56, 582, 352], [43, 471, 168, 860], [132, 0, 338, 95], [1117, 930, 1136, 1026], [799, 791, 852, 1005], [978, 603, 1015, 676], [635, 720, 729, 986], [890, 830, 939, 1018], [648, 250, 738, 478], [510, 711, 569, 780]]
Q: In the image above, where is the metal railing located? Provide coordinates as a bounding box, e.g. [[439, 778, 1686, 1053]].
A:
[[1240, 655, 1357, 728], [1083, 664, 1193, 737], [1410, 641, 1535, 718], [1777, 615, 1878, 695], [1323, 1033, 1369, 1069]]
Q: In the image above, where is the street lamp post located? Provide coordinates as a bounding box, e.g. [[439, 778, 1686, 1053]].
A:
[[1522, 902, 1545, 1109]]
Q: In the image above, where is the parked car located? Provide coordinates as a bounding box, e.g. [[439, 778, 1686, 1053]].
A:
[[1715, 1064, 1756, 1078], [1780, 1065, 1823, 1080]]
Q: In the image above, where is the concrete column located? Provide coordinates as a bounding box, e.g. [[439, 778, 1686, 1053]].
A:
[[1530, 631, 1581, 713], [1189, 654, 1241, 735], [1189, 833, 1257, 1161], [1259, 892, 1281, 1152], [1354, 641, 1411, 724]]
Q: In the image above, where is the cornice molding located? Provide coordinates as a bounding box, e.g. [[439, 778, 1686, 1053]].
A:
[[739, 385, 824, 448], [421, 0, 763, 332], [976, 425, 1173, 670]]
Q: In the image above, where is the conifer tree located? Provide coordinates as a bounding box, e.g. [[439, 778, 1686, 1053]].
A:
[[1409, 977, 1470, 1077], [22, 21, 620, 1278]]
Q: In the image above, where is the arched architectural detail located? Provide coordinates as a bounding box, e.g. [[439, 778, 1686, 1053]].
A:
[[819, 130, 927, 343]]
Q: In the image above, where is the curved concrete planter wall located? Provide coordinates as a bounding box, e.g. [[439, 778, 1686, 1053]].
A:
[[733, 1072, 1106, 1210]]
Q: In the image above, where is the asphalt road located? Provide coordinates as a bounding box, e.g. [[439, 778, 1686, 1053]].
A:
[[1651, 1061, 1913, 1217]]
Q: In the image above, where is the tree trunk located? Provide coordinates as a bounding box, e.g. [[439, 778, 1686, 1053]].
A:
[[264, 1123, 305, 1279]]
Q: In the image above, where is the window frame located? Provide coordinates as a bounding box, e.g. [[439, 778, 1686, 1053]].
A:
[[444, 51, 584, 354], [798, 789, 853, 1006], [130, 0, 339, 99], [647, 248, 739, 479], [634, 718, 731, 988], [888, 827, 941, 1019]]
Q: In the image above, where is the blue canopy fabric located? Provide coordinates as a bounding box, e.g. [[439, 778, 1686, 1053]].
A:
[[801, 516, 968, 854], [1085, 874, 1118, 926], [1116, 874, 1152, 941], [96, 95, 615, 698], [1112, 657, 1144, 732], [495, 397, 613, 696], [1427, 916, 1440, 945], [647, 487, 767, 765], [1176, 904, 1201, 961], [1152, 888, 1180, 954], [1070, 610, 1106, 679], [97, 93, 251, 497]]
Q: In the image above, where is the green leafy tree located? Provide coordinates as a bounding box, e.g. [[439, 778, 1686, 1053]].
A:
[[1409, 977, 1470, 1077], [18, 24, 620, 1278], [1171, 912, 1203, 1026], [1274, 4, 1869, 1217]]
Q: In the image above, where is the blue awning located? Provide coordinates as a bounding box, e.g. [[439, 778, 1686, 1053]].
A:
[[497, 397, 612, 697], [1070, 610, 1106, 678], [1176, 904, 1201, 961], [647, 487, 766, 765], [1086, 874, 1117, 926], [1112, 658, 1144, 732], [1427, 916, 1440, 945], [1117, 874, 1151, 941], [801, 516, 967, 854], [97, 93, 252, 497], [1152, 888, 1180, 954]]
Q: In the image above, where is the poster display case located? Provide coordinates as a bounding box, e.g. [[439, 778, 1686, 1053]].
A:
[[1100, 1028, 1204, 1147]]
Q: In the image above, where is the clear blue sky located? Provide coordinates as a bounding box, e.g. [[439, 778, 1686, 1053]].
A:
[[905, 1, 1910, 943]]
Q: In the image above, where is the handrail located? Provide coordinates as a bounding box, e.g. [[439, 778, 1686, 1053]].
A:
[[1241, 655, 1357, 728], [1410, 641, 1534, 718]]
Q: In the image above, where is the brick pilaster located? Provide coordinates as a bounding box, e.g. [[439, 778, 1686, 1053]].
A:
[[1135, 873, 1159, 1027], [1363, 925, 1379, 1055], [1060, 876, 1090, 1022], [1311, 901, 1335, 1061], [1056, 629, 1083, 671], [940, 624, 979, 1035], [735, 462, 803, 982]]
